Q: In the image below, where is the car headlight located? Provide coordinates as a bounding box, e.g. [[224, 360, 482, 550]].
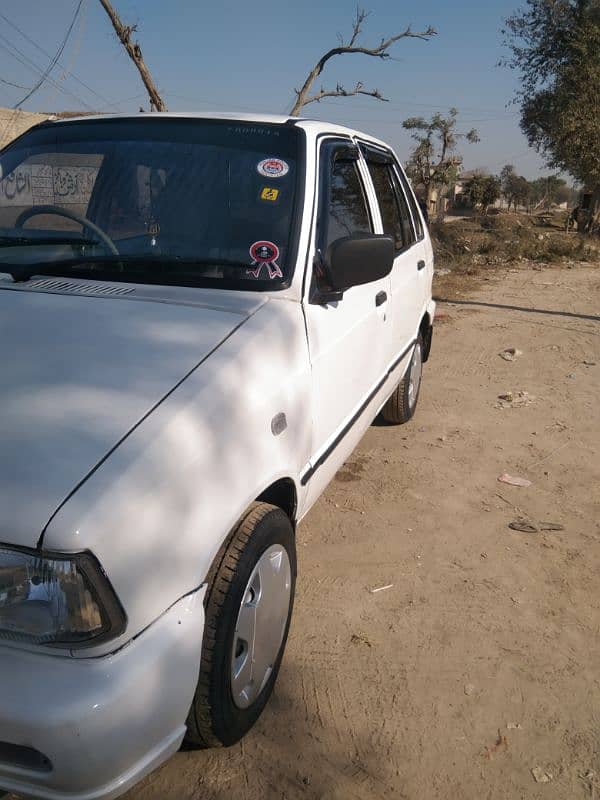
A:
[[0, 545, 126, 648]]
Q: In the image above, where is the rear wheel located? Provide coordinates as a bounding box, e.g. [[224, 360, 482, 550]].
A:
[[185, 502, 296, 748], [381, 334, 424, 424]]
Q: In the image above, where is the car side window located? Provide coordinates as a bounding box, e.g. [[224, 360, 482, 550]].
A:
[[319, 145, 372, 251], [394, 164, 425, 241], [363, 146, 416, 252], [364, 160, 403, 251], [389, 166, 417, 248]]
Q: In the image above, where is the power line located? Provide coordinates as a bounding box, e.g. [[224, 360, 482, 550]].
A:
[[13, 0, 85, 108], [305, 96, 518, 115], [0, 76, 32, 90], [0, 34, 94, 109], [0, 6, 115, 110], [42, 0, 87, 110], [96, 91, 147, 110]]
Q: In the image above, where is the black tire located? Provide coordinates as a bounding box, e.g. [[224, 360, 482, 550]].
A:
[[185, 502, 296, 748], [381, 334, 424, 424]]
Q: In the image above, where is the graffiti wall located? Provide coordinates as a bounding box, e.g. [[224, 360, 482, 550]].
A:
[[0, 164, 99, 207]]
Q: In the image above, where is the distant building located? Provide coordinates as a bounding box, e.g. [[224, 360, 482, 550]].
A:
[[0, 108, 94, 151], [0, 108, 51, 150]]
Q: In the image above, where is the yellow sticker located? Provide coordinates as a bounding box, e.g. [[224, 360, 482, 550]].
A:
[[260, 186, 280, 202]]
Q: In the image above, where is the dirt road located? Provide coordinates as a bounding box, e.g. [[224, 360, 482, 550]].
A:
[[115, 264, 600, 798]]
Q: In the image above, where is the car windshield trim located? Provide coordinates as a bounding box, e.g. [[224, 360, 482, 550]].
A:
[[2, 254, 260, 285], [0, 234, 100, 247], [0, 118, 306, 293]]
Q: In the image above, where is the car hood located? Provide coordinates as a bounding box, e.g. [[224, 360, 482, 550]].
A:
[[0, 281, 261, 547]]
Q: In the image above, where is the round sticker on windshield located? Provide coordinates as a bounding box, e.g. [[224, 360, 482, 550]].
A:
[[257, 158, 289, 179], [247, 240, 283, 279]]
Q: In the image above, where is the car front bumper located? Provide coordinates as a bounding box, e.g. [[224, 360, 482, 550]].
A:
[[0, 586, 205, 800]]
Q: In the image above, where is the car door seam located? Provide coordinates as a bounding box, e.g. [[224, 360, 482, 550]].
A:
[[300, 337, 416, 485]]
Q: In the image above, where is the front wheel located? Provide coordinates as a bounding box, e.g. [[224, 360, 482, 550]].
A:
[[185, 502, 296, 748], [381, 334, 424, 424]]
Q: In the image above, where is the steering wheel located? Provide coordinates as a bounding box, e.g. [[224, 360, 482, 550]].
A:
[[15, 205, 119, 256]]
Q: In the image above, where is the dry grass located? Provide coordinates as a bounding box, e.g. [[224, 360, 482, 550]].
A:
[[431, 211, 600, 274]]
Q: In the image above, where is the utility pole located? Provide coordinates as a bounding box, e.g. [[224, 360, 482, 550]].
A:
[[97, 0, 166, 111]]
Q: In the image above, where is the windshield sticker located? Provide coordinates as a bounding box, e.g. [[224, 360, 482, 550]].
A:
[[259, 186, 280, 203], [247, 241, 283, 279], [257, 158, 289, 179]]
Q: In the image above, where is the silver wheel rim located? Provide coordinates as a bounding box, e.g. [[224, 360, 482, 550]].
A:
[[231, 544, 292, 709], [408, 342, 422, 409]]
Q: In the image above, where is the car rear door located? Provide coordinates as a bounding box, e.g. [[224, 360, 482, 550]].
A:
[[360, 144, 427, 363], [301, 138, 392, 506]]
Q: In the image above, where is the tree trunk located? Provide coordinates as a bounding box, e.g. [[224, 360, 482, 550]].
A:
[[589, 186, 600, 234], [425, 182, 435, 217], [98, 0, 166, 112]]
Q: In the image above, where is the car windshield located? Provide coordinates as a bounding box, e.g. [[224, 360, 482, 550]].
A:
[[0, 118, 303, 290]]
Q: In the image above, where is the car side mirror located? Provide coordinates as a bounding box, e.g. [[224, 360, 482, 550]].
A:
[[324, 234, 394, 294]]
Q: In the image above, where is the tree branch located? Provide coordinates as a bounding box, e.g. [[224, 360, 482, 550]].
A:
[[98, 0, 166, 112], [291, 7, 436, 115], [301, 81, 389, 108]]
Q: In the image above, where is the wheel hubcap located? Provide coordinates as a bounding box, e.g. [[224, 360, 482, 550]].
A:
[[408, 342, 422, 409], [231, 545, 291, 709]]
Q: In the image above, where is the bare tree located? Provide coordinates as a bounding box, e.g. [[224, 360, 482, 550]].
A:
[[98, 0, 166, 111], [290, 8, 436, 116]]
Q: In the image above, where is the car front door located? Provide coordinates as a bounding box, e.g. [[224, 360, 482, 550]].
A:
[[301, 138, 392, 506]]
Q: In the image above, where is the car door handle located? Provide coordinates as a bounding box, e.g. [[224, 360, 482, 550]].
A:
[[375, 291, 387, 307], [417, 259, 426, 271]]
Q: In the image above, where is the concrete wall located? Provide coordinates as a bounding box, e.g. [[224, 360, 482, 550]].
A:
[[0, 108, 51, 151]]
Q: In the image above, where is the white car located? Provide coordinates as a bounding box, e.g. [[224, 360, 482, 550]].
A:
[[0, 112, 434, 800]]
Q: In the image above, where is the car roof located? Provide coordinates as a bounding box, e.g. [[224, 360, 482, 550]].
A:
[[44, 111, 391, 151]]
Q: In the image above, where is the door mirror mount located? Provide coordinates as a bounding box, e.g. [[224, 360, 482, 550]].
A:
[[311, 249, 345, 303]]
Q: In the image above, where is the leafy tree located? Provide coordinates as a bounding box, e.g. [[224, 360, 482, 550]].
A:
[[500, 165, 529, 210], [464, 173, 501, 212], [500, 164, 516, 198], [403, 108, 479, 214], [529, 175, 569, 208], [511, 175, 533, 209], [503, 0, 600, 231]]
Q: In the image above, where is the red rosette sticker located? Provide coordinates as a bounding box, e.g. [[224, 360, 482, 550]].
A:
[[247, 240, 283, 279]]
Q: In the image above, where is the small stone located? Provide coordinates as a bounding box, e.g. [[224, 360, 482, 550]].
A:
[[498, 392, 514, 402], [499, 348, 523, 362], [532, 766, 553, 783], [509, 519, 538, 533], [464, 683, 475, 696]]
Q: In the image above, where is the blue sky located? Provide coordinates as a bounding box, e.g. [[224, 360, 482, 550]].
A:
[[0, 0, 552, 179]]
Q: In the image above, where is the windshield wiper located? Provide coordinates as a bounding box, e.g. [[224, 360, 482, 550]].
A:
[[1, 254, 252, 283]]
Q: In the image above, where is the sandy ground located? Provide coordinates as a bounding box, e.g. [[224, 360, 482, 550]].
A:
[[118, 262, 599, 800], [130, 263, 599, 800], [10, 263, 599, 800]]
